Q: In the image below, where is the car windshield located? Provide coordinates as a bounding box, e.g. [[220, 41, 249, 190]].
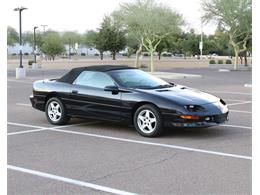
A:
[[109, 69, 173, 89]]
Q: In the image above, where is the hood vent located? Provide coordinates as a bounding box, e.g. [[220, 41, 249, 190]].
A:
[[156, 89, 171, 92]]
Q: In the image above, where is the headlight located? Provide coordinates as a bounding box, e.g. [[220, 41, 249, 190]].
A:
[[184, 105, 205, 112]]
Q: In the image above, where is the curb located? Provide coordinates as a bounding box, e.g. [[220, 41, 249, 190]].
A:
[[150, 72, 202, 79]]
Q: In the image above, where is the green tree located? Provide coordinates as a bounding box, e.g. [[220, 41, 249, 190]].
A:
[[155, 38, 171, 60], [113, 0, 183, 71], [23, 31, 43, 52], [125, 33, 139, 57], [61, 31, 82, 54], [99, 16, 126, 60], [7, 26, 19, 46], [202, 0, 252, 69], [40, 31, 65, 60], [94, 16, 127, 60], [83, 30, 97, 48]]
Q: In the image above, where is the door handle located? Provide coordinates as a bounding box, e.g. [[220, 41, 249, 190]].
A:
[[72, 90, 78, 94]]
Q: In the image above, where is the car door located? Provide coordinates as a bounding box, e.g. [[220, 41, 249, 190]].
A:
[[66, 71, 122, 121]]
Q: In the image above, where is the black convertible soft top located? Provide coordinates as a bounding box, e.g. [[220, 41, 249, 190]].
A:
[[58, 65, 135, 84]]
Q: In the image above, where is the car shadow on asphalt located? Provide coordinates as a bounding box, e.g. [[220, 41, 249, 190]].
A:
[[66, 118, 236, 139]]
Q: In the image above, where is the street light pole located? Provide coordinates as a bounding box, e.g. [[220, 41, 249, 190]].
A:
[[69, 38, 71, 59], [14, 7, 27, 68], [33, 26, 38, 63], [199, 18, 203, 60]]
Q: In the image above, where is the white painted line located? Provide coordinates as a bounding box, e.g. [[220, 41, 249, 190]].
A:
[[52, 121, 99, 129], [225, 99, 250, 102], [7, 121, 251, 159], [244, 84, 252, 88], [206, 91, 251, 95], [7, 121, 98, 136], [7, 79, 32, 84], [49, 128, 252, 160], [16, 103, 31, 107], [220, 124, 252, 129], [8, 165, 137, 195], [218, 69, 230, 72], [8, 122, 47, 129], [230, 110, 252, 114], [227, 101, 252, 106], [7, 128, 47, 136]]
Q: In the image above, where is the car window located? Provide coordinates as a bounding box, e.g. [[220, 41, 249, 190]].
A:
[[73, 71, 115, 88]]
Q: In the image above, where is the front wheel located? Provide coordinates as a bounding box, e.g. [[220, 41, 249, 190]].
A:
[[134, 104, 163, 137], [45, 97, 70, 125]]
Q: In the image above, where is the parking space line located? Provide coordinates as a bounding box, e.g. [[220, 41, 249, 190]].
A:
[[7, 121, 98, 136], [227, 101, 252, 106], [48, 128, 252, 160], [206, 91, 251, 95], [7, 79, 32, 84], [8, 122, 47, 129], [230, 110, 252, 114], [225, 99, 250, 102], [7, 128, 47, 136], [220, 124, 252, 129], [16, 103, 31, 107], [7, 165, 137, 195], [7, 121, 251, 159]]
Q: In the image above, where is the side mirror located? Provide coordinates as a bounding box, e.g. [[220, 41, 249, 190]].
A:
[[104, 85, 119, 94]]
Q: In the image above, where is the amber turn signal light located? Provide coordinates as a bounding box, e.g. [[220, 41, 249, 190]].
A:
[[180, 115, 200, 120]]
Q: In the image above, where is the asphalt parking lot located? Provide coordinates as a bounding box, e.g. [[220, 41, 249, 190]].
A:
[[7, 66, 252, 195]]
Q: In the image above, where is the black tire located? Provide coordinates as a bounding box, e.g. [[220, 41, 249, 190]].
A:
[[134, 104, 163, 137], [45, 97, 70, 125]]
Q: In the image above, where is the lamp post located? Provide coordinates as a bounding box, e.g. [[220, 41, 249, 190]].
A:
[[14, 6, 27, 78], [33, 26, 38, 63], [199, 18, 203, 60], [14, 6, 27, 69], [69, 38, 71, 59]]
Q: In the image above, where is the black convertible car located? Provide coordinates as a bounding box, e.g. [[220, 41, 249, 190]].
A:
[[30, 65, 229, 137]]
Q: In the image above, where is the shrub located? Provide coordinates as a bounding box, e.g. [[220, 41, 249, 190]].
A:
[[143, 52, 149, 56], [81, 53, 86, 56], [162, 53, 172, 57], [217, 59, 223, 64], [225, 59, 232, 64], [24, 52, 29, 55], [94, 53, 99, 56], [28, 60, 34, 65], [140, 64, 148, 68], [11, 53, 17, 56], [209, 59, 216, 64]]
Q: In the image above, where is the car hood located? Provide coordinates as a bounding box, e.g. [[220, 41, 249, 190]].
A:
[[138, 85, 219, 106]]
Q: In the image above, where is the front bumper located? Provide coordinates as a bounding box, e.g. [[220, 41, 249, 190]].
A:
[[30, 94, 45, 111], [164, 112, 229, 128]]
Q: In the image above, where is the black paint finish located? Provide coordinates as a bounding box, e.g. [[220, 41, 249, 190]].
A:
[[30, 66, 229, 127]]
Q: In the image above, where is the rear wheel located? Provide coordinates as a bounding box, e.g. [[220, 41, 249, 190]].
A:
[[134, 104, 163, 137], [45, 97, 70, 125]]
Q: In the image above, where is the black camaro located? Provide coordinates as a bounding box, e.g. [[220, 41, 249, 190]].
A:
[[30, 65, 229, 137]]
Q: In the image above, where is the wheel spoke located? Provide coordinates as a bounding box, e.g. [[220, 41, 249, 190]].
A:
[[145, 110, 150, 118], [138, 116, 146, 122], [150, 118, 156, 123], [50, 103, 55, 110], [147, 123, 153, 131]]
